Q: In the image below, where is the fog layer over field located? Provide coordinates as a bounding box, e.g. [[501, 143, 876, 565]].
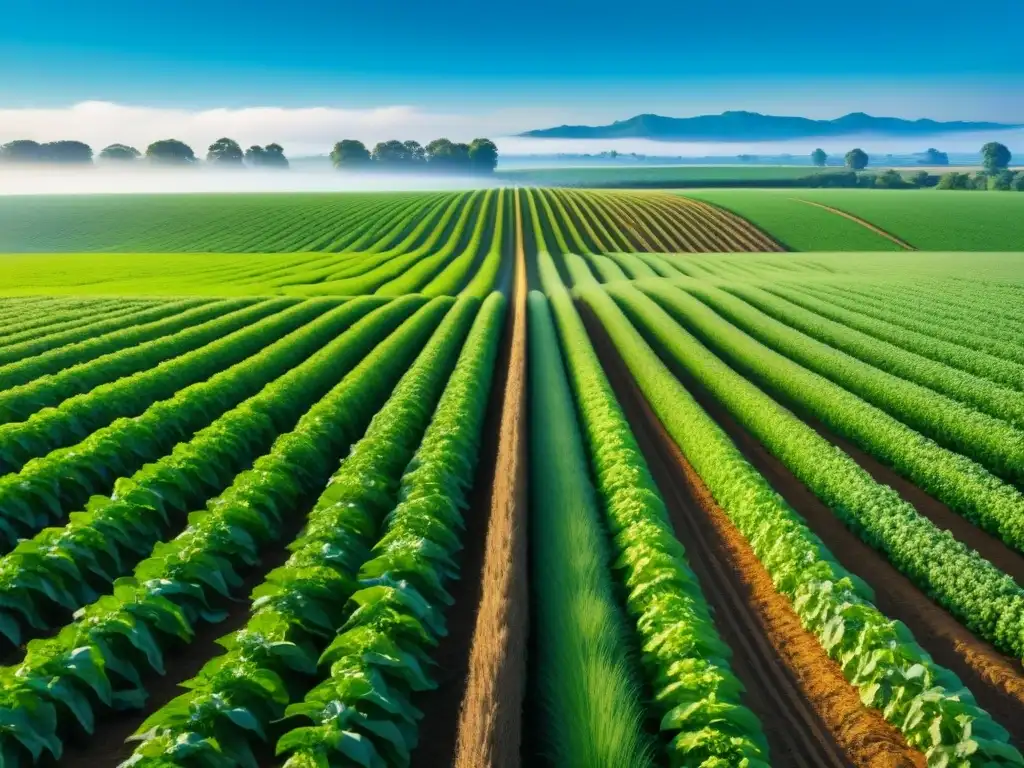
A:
[[501, 129, 1024, 158], [0, 166, 502, 196]]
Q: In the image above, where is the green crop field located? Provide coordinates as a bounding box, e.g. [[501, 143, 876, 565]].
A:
[[0, 185, 1022, 768], [688, 187, 1024, 250]]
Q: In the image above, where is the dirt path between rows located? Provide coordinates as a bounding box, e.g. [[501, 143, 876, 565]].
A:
[[647, 346, 1024, 749], [415, 191, 529, 768], [790, 199, 916, 250], [578, 302, 904, 768]]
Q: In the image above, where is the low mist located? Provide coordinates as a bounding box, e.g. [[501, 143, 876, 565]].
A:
[[499, 129, 1024, 160], [0, 166, 503, 196]]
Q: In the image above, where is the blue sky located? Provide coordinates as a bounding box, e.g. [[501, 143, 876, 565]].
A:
[[2, 0, 1023, 118], [2, 0, 1023, 157]]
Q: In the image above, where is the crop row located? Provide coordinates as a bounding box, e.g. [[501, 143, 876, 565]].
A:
[[0, 298, 394, 547], [768, 285, 1024, 391], [581, 282, 1022, 765], [0, 298, 278, 424], [537, 267, 771, 766], [648, 282, 1024, 518], [122, 293, 488, 767], [725, 284, 1024, 429], [0, 297, 424, 647], [0, 296, 453, 764]]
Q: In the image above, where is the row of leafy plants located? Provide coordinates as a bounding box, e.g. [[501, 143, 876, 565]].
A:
[[766, 285, 1024, 392], [659, 282, 1024, 508], [582, 282, 1023, 765], [808, 282, 1024, 368], [835, 282, 1024, 350], [540, 263, 771, 766], [526, 289, 655, 767], [0, 299, 208, 369], [0, 296, 453, 765], [726, 284, 1024, 430], [0, 299, 387, 549], [609, 282, 1024, 659], [0, 298, 151, 349], [276, 194, 460, 291], [338, 192, 484, 296], [123, 293, 488, 767], [275, 294, 502, 767], [0, 298, 274, 424], [0, 298, 309, 470], [425, 187, 507, 298], [0, 296, 424, 649], [378, 189, 496, 296], [0, 298, 216, 387]]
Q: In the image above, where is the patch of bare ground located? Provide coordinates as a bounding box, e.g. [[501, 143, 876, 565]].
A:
[[640, 335, 1024, 749], [579, 302, 871, 768], [412, 192, 527, 768]]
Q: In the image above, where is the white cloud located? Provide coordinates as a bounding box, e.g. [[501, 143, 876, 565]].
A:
[[0, 101, 547, 156]]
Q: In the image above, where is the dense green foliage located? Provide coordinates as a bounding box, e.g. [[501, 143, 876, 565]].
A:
[[520, 291, 654, 768], [542, 270, 769, 766], [0, 297, 450, 764], [581, 282, 1023, 766], [277, 294, 502, 767], [123, 294, 484, 767]]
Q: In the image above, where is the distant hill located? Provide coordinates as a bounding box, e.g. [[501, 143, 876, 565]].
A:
[[519, 111, 1020, 141]]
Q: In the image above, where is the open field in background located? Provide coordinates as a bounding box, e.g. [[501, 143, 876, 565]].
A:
[[686, 188, 1024, 250], [498, 164, 821, 187], [0, 187, 1021, 767]]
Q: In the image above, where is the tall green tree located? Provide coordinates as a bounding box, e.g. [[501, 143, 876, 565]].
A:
[[425, 138, 456, 165], [981, 142, 1011, 174], [245, 144, 289, 168], [371, 139, 412, 166], [330, 140, 371, 168], [0, 140, 43, 162], [921, 148, 949, 165], [468, 138, 499, 173], [146, 139, 197, 165], [811, 148, 827, 167], [845, 148, 869, 170], [99, 144, 141, 162], [207, 137, 244, 166], [403, 140, 425, 164], [40, 141, 93, 164], [244, 145, 265, 165], [991, 170, 1017, 191], [262, 143, 289, 168]]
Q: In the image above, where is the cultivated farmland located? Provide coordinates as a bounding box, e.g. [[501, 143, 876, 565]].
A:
[[0, 186, 1021, 768]]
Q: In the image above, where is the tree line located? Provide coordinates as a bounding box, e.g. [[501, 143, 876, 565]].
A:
[[0, 138, 290, 168], [330, 138, 498, 173], [0, 135, 501, 174], [804, 142, 1021, 191]]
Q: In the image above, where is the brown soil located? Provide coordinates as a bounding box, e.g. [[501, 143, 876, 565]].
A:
[[410, 193, 526, 768], [451, 187, 529, 768], [580, 302, 874, 768], [790, 199, 916, 250], [644, 338, 1024, 748]]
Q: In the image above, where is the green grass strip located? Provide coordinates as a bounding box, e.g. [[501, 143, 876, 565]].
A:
[[544, 273, 769, 767], [521, 290, 654, 768]]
